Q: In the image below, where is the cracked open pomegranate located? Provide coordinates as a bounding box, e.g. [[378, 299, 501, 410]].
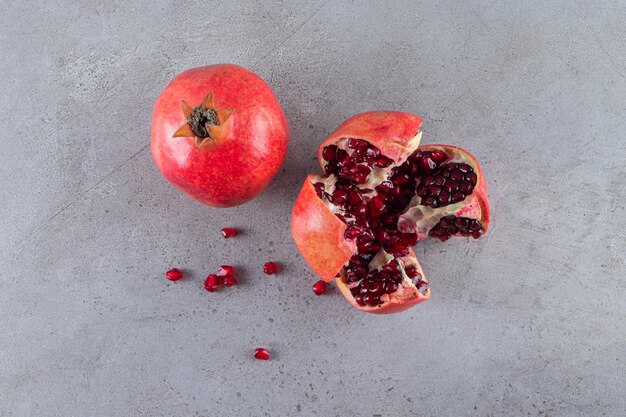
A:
[[151, 64, 289, 207], [292, 111, 490, 314]]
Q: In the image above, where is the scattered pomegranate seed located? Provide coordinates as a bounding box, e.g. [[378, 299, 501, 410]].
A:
[[312, 280, 326, 295], [165, 268, 183, 281], [263, 261, 278, 275], [204, 274, 220, 292], [254, 348, 270, 360], [222, 275, 237, 287], [217, 265, 234, 276], [221, 227, 238, 238]]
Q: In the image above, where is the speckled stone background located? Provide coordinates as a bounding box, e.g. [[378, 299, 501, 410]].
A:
[[1, 1, 625, 416]]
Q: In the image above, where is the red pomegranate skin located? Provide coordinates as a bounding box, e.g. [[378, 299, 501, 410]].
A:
[[151, 64, 289, 207]]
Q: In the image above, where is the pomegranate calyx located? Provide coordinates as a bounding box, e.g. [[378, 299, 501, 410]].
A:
[[172, 91, 234, 147], [188, 105, 219, 138]]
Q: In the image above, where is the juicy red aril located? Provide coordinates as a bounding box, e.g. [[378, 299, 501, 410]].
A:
[[430, 151, 447, 164], [263, 261, 278, 275], [344, 224, 362, 240], [368, 197, 384, 216], [221, 227, 238, 238], [165, 268, 183, 281], [313, 182, 325, 198], [331, 189, 348, 205], [217, 265, 234, 276], [404, 265, 419, 278], [419, 156, 437, 173], [429, 215, 483, 241], [368, 281, 385, 296], [322, 145, 338, 162], [374, 156, 393, 167], [312, 280, 326, 295], [222, 275, 237, 287], [204, 274, 220, 292], [354, 293, 365, 306], [254, 348, 270, 360], [347, 138, 369, 149], [363, 294, 380, 306]]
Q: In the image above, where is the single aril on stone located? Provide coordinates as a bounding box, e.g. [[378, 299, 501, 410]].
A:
[[262, 261, 278, 275], [292, 111, 490, 313], [254, 347, 270, 360], [221, 227, 238, 238], [165, 268, 183, 281], [204, 274, 220, 292]]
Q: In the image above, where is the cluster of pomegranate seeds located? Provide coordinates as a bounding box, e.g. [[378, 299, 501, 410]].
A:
[[416, 163, 477, 208], [221, 227, 238, 238], [345, 255, 429, 306], [254, 347, 270, 360], [429, 216, 483, 241], [263, 261, 279, 275], [312, 280, 326, 295], [165, 268, 183, 281], [316, 141, 482, 307], [204, 265, 237, 292]]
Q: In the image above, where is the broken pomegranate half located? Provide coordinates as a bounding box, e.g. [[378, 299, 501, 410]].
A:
[[292, 111, 490, 314]]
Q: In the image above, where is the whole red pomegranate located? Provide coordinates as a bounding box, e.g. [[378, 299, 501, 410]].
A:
[[151, 64, 289, 207], [292, 111, 490, 314]]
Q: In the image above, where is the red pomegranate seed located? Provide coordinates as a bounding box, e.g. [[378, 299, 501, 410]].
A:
[[354, 293, 366, 306], [404, 265, 419, 278], [204, 274, 220, 292], [222, 275, 237, 287], [430, 151, 447, 164], [217, 265, 234, 276], [165, 268, 183, 281], [254, 347, 270, 360], [263, 261, 278, 275], [221, 227, 238, 238], [312, 280, 326, 295], [322, 145, 337, 162]]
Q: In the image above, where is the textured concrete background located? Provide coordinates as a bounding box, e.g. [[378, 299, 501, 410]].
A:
[[1, 0, 625, 416]]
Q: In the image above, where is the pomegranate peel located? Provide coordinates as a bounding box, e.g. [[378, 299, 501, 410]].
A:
[[292, 176, 354, 282]]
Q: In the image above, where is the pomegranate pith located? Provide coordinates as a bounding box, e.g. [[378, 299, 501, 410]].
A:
[[292, 111, 490, 314], [221, 227, 238, 238], [254, 348, 270, 360], [263, 262, 278, 275], [165, 268, 183, 281]]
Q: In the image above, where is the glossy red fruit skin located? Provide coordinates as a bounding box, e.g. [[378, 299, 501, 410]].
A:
[[165, 268, 183, 281], [254, 348, 270, 360], [151, 64, 289, 207]]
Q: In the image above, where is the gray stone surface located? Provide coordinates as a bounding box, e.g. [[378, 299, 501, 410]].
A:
[[1, 0, 625, 415]]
